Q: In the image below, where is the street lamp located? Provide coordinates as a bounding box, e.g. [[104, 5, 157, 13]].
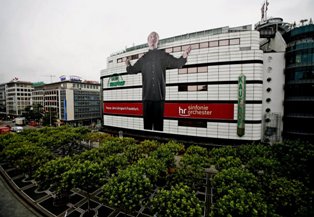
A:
[[204, 165, 218, 217]]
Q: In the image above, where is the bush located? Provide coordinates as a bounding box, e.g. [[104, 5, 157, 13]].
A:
[[34, 156, 73, 191], [150, 183, 202, 217], [236, 144, 272, 164], [209, 146, 236, 160], [186, 145, 208, 156], [211, 156, 242, 171], [271, 140, 314, 187], [101, 167, 153, 211], [212, 167, 259, 197], [267, 177, 306, 217], [210, 187, 269, 217]]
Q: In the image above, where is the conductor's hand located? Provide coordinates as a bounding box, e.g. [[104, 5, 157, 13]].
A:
[[125, 58, 131, 66], [182, 45, 192, 58]]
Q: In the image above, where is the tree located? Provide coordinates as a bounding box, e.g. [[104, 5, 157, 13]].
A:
[[34, 156, 73, 191], [150, 184, 202, 217], [42, 108, 57, 126], [61, 160, 108, 213], [210, 187, 269, 217], [3, 142, 53, 177], [23, 104, 43, 122]]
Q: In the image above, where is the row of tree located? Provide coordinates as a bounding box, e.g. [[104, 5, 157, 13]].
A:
[[0, 127, 313, 216]]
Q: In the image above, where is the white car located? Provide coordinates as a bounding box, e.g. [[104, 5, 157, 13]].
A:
[[11, 126, 24, 133]]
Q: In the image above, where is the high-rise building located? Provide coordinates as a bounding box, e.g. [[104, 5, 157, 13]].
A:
[[33, 78, 101, 126], [0, 83, 6, 116], [283, 24, 314, 142], [0, 79, 33, 117]]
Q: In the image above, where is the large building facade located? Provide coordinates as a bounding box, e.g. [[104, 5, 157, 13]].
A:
[[283, 24, 314, 142], [33, 79, 101, 126], [0, 80, 33, 117], [101, 25, 267, 144]]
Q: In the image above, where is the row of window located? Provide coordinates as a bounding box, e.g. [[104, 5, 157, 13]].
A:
[[116, 38, 240, 63], [74, 96, 100, 101], [6, 88, 32, 92], [45, 102, 58, 107], [75, 108, 100, 112], [7, 93, 31, 96], [178, 84, 208, 92], [45, 97, 58, 100], [286, 52, 314, 66], [285, 84, 314, 97], [286, 39, 314, 52], [178, 119, 207, 128], [73, 83, 100, 89], [15, 97, 32, 100], [285, 68, 314, 81], [178, 66, 208, 74], [74, 101, 99, 106], [74, 113, 101, 119], [45, 91, 59, 95]]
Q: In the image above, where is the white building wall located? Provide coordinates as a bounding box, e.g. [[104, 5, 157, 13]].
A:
[[262, 52, 285, 143], [65, 89, 74, 121], [102, 29, 264, 142]]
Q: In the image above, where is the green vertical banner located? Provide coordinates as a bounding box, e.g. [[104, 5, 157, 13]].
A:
[[237, 73, 246, 137]]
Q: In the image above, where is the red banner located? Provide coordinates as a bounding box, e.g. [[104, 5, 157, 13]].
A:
[[104, 102, 234, 120], [104, 102, 142, 116], [165, 103, 234, 120]]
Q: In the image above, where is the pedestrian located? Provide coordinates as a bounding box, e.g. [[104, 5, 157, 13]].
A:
[[126, 31, 191, 131]]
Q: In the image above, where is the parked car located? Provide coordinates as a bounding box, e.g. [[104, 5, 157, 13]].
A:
[[11, 126, 24, 133], [0, 126, 11, 134]]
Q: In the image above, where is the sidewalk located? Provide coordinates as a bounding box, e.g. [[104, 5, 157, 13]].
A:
[[0, 176, 39, 217]]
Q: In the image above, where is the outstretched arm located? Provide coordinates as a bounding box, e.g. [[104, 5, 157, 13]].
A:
[[164, 45, 191, 69], [126, 57, 143, 74], [182, 45, 191, 58]]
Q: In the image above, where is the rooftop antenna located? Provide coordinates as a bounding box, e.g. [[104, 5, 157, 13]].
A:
[[300, 19, 308, 26], [42, 75, 56, 83], [261, 0, 269, 21]]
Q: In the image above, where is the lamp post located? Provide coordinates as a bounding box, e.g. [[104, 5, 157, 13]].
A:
[[49, 107, 52, 126], [204, 165, 218, 217]]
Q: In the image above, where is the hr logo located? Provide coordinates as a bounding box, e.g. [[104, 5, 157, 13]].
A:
[[179, 106, 190, 117]]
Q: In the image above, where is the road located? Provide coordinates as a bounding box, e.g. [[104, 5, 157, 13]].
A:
[[0, 176, 40, 217]]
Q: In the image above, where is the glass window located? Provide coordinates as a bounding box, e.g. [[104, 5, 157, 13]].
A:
[[197, 66, 208, 73], [197, 85, 208, 91], [178, 120, 207, 128], [209, 40, 218, 47], [178, 68, 188, 74], [229, 38, 240, 45], [219, 39, 229, 46], [295, 71, 304, 80], [200, 42, 209, 48], [188, 67, 197, 74], [165, 48, 173, 53], [173, 46, 182, 52], [178, 85, 188, 91], [182, 45, 190, 50], [191, 43, 200, 50], [295, 54, 301, 63], [131, 54, 139, 60], [188, 85, 198, 91], [117, 58, 123, 63]]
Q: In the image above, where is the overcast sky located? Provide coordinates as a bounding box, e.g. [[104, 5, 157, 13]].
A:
[[0, 0, 313, 84]]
